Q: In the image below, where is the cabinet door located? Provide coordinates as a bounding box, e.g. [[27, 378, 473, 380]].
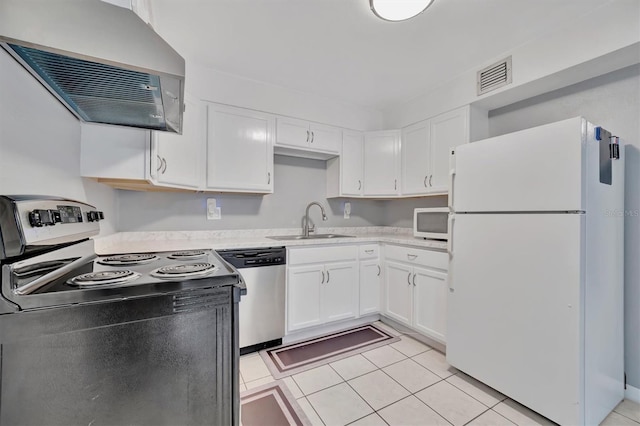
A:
[[309, 123, 340, 154], [359, 260, 381, 316], [152, 95, 204, 188], [206, 104, 274, 192], [401, 119, 431, 195], [412, 266, 448, 344], [276, 117, 310, 149], [384, 261, 413, 326], [363, 130, 400, 196], [287, 265, 323, 332], [341, 131, 364, 196], [322, 262, 358, 323], [429, 106, 469, 193]]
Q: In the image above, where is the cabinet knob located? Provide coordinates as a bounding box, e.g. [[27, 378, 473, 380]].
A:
[[267, 172, 271, 184], [162, 158, 167, 174], [156, 155, 163, 172], [377, 265, 381, 276], [358, 180, 362, 190], [424, 176, 428, 187], [429, 175, 433, 187], [310, 131, 315, 143], [326, 270, 330, 283], [412, 273, 416, 286], [306, 130, 310, 143], [321, 270, 325, 284], [407, 272, 412, 285], [394, 179, 397, 190], [407, 254, 418, 260]]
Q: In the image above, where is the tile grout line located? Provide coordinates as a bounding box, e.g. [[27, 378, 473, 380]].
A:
[[301, 395, 327, 426], [612, 406, 640, 424], [460, 406, 493, 426], [444, 373, 507, 409]]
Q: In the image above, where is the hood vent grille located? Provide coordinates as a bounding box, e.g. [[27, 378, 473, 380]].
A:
[[477, 56, 512, 96], [9, 44, 167, 130]]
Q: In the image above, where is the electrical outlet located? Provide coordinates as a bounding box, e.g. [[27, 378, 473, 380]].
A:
[[344, 202, 351, 219], [207, 198, 221, 220]]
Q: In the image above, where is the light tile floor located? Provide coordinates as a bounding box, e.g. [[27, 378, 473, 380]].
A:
[[240, 322, 640, 426]]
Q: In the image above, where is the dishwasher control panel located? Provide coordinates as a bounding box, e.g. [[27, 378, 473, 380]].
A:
[[216, 247, 286, 268]]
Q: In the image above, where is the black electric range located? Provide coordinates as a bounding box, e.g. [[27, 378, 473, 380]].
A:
[[0, 195, 244, 426]]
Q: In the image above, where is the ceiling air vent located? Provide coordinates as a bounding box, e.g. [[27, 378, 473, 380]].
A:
[[477, 56, 512, 96]]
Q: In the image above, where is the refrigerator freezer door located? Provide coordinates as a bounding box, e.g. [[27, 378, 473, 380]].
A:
[[452, 117, 585, 212], [447, 213, 584, 425]]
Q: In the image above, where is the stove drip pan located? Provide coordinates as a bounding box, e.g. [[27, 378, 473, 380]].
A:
[[167, 250, 208, 260], [98, 254, 158, 266], [68, 270, 141, 287], [151, 263, 216, 279]]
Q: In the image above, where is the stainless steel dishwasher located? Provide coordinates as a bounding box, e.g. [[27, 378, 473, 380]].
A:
[[218, 247, 286, 354]]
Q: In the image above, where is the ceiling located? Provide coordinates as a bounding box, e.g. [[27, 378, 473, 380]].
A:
[[149, 0, 610, 112]]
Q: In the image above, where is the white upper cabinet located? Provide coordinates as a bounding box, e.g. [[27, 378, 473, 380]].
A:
[[341, 131, 364, 196], [326, 130, 363, 198], [429, 106, 470, 193], [151, 94, 205, 189], [401, 119, 431, 195], [205, 103, 274, 193], [363, 130, 400, 196], [275, 117, 340, 157], [310, 123, 341, 153]]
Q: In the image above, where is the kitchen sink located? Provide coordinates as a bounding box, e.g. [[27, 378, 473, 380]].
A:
[[267, 234, 355, 241]]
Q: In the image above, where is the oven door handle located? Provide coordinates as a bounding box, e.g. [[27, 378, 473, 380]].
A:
[[13, 253, 97, 295]]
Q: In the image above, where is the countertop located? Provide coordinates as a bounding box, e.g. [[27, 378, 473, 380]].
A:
[[93, 227, 448, 255]]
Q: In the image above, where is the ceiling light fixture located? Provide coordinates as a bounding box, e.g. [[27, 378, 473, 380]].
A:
[[370, 0, 435, 22]]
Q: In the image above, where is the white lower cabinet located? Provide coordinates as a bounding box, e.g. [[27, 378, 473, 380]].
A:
[[385, 261, 413, 324], [287, 246, 358, 333], [383, 245, 448, 344], [359, 244, 381, 316], [413, 266, 448, 343], [287, 265, 323, 330]]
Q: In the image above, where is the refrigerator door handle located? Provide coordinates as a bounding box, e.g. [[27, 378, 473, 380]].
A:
[[447, 214, 455, 254], [448, 168, 456, 210], [447, 214, 455, 292]]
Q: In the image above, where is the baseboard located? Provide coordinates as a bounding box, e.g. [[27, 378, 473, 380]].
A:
[[626, 384, 640, 403]]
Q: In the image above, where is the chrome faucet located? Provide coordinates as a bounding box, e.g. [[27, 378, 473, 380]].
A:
[[303, 202, 328, 237]]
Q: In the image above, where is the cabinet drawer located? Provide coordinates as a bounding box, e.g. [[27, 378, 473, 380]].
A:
[[384, 244, 448, 270], [359, 244, 379, 260], [288, 245, 358, 265]]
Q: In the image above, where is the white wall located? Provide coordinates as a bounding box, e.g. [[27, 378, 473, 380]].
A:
[[488, 64, 640, 390], [116, 155, 386, 231], [385, 0, 640, 129], [187, 63, 385, 131], [0, 49, 117, 236]]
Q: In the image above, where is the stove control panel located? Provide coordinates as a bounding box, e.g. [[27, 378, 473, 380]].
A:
[[0, 197, 101, 257]]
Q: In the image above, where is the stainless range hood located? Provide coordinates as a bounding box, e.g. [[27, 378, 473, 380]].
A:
[[0, 0, 185, 133]]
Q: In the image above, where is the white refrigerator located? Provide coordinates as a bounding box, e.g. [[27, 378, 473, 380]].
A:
[[446, 117, 625, 425]]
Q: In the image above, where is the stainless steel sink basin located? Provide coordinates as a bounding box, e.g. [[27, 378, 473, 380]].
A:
[[267, 234, 355, 241]]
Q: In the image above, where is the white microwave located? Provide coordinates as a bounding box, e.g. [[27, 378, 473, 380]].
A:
[[413, 207, 450, 240]]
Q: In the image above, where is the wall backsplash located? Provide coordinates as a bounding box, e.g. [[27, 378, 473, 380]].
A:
[[116, 155, 387, 232]]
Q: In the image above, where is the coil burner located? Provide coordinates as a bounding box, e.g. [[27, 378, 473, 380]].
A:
[[98, 253, 158, 266], [68, 270, 141, 287], [167, 250, 208, 260], [151, 263, 217, 279]]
